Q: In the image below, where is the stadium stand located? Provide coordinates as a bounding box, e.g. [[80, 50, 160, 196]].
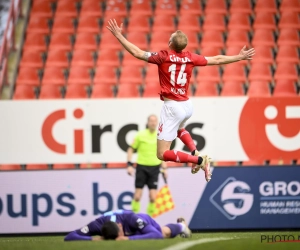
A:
[[1, 0, 299, 169]]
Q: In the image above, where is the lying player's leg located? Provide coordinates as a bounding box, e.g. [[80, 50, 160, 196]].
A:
[[161, 217, 191, 238]]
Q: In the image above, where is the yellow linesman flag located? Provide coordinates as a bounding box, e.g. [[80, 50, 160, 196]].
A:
[[152, 185, 175, 218]]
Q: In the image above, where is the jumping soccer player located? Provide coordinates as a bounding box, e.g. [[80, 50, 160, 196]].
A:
[[64, 210, 191, 241], [106, 19, 255, 182]]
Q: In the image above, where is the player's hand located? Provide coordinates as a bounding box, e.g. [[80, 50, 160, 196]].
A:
[[239, 46, 255, 60], [106, 19, 123, 37], [116, 236, 129, 241], [127, 166, 134, 176], [92, 236, 103, 241]]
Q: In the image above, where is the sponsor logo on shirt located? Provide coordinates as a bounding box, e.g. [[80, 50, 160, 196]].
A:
[[80, 226, 89, 234], [170, 55, 191, 63], [137, 218, 145, 229]]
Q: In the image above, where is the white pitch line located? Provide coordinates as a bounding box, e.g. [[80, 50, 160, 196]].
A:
[[162, 237, 233, 250]]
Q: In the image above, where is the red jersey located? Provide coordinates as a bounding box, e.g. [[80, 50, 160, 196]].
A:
[[147, 50, 207, 101]]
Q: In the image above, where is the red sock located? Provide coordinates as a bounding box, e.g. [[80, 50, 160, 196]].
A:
[[177, 129, 196, 152], [163, 150, 199, 164]]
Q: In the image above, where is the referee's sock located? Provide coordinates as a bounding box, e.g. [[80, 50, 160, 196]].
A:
[[163, 150, 203, 165], [147, 202, 156, 217], [131, 200, 141, 213], [177, 128, 197, 152]]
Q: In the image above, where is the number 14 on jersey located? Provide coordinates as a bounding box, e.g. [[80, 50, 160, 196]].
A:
[[168, 64, 187, 87]]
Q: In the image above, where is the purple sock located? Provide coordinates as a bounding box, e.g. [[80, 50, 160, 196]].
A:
[[165, 223, 183, 238]]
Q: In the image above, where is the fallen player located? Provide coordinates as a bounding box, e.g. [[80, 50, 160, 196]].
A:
[[64, 209, 191, 241]]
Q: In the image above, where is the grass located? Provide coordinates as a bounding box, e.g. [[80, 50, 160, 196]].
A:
[[0, 232, 300, 250]]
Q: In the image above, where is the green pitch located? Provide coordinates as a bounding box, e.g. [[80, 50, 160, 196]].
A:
[[1, 232, 299, 250]]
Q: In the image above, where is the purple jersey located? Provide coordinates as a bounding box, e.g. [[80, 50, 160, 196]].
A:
[[65, 210, 163, 241]]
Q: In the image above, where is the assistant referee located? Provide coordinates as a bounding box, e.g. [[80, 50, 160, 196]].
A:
[[127, 114, 167, 217]]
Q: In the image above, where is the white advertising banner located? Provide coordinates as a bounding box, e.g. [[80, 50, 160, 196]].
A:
[[0, 168, 208, 233], [0, 97, 299, 164]]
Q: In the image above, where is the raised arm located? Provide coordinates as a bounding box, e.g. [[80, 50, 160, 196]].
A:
[[205, 46, 255, 65], [106, 19, 148, 61]]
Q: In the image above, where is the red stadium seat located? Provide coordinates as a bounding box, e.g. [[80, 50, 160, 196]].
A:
[[97, 49, 120, 67], [214, 161, 236, 166], [91, 84, 114, 98], [253, 13, 277, 31], [119, 66, 143, 85], [229, 0, 252, 14], [149, 31, 172, 51], [13, 85, 36, 99], [143, 84, 161, 97], [26, 164, 49, 170], [221, 81, 244, 96], [74, 33, 98, 50], [280, 0, 300, 13], [274, 63, 298, 82], [155, 0, 178, 16], [105, 0, 128, 17], [200, 31, 224, 49], [51, 16, 75, 33], [145, 65, 159, 86], [226, 30, 250, 47], [180, 0, 202, 16], [39, 85, 62, 99], [49, 33, 73, 50], [122, 52, 146, 67], [276, 46, 299, 64], [106, 163, 127, 168], [202, 14, 226, 32], [247, 81, 271, 96], [273, 80, 297, 96], [269, 159, 292, 165], [45, 50, 69, 68], [71, 50, 95, 67], [178, 15, 201, 32], [65, 84, 88, 99], [248, 63, 273, 82], [222, 64, 246, 82], [68, 67, 92, 85], [26, 16, 50, 34], [53, 164, 76, 169], [201, 47, 221, 57], [194, 82, 218, 96], [165, 162, 185, 168], [242, 160, 264, 166], [117, 84, 141, 98], [16, 67, 40, 86], [184, 31, 199, 51], [0, 165, 22, 171], [254, 0, 277, 14], [277, 29, 299, 46], [80, 0, 102, 17], [196, 66, 221, 83], [19, 50, 44, 68], [130, 0, 153, 17], [205, 0, 227, 15], [228, 13, 251, 31], [225, 46, 248, 65], [23, 33, 47, 51], [99, 33, 123, 50], [251, 29, 276, 47], [126, 32, 148, 50], [94, 66, 118, 85], [152, 15, 176, 32], [126, 15, 151, 33], [55, 0, 79, 17], [80, 163, 102, 169], [278, 12, 300, 30], [42, 67, 66, 86], [30, 1, 53, 17], [251, 46, 274, 65]]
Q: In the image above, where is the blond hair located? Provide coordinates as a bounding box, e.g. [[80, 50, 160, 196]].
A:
[[171, 30, 188, 52]]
